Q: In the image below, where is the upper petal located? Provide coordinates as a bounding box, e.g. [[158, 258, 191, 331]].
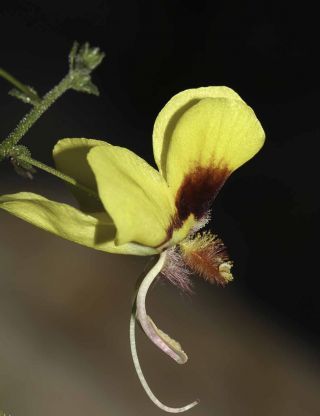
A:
[[0, 192, 156, 255], [53, 138, 109, 212], [87, 145, 175, 247], [156, 94, 265, 222], [153, 86, 244, 175]]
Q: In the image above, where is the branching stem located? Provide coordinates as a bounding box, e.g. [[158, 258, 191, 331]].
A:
[[0, 73, 72, 161], [0, 42, 104, 163]]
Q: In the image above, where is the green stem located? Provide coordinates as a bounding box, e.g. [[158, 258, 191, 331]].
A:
[[0, 67, 39, 103], [0, 73, 73, 161], [17, 154, 99, 200]]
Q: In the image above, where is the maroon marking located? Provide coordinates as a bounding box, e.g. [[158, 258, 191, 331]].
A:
[[161, 166, 230, 246], [175, 166, 230, 222]]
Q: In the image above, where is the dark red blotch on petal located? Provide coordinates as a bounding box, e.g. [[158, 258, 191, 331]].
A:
[[175, 166, 230, 222]]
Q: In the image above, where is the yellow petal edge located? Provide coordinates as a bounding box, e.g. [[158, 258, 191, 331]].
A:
[[153, 86, 244, 175], [87, 145, 175, 247], [0, 192, 156, 256], [53, 138, 109, 212], [165, 97, 265, 196]]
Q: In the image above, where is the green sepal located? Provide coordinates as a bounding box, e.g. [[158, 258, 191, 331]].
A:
[[9, 86, 40, 106], [71, 74, 100, 96], [70, 42, 105, 72], [9, 145, 36, 179], [69, 41, 105, 96]]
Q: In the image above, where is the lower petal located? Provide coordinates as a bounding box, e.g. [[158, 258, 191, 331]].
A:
[[0, 192, 156, 256]]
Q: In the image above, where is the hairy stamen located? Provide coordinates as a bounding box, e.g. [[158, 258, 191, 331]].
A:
[[161, 247, 193, 292], [180, 231, 233, 286]]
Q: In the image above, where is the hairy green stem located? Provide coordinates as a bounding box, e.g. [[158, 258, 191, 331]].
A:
[[0, 73, 73, 161], [17, 154, 99, 199]]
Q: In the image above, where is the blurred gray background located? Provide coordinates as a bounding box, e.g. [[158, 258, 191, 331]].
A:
[[1, 180, 320, 416]]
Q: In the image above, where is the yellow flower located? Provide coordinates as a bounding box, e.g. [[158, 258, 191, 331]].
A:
[[0, 86, 264, 263], [0, 86, 265, 412]]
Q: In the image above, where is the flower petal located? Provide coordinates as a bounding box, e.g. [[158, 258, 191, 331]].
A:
[[0, 192, 156, 255], [161, 96, 265, 222], [87, 145, 175, 247], [153, 86, 244, 174], [53, 138, 109, 212]]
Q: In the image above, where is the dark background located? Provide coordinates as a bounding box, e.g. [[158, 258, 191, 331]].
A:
[[1, 1, 319, 415]]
